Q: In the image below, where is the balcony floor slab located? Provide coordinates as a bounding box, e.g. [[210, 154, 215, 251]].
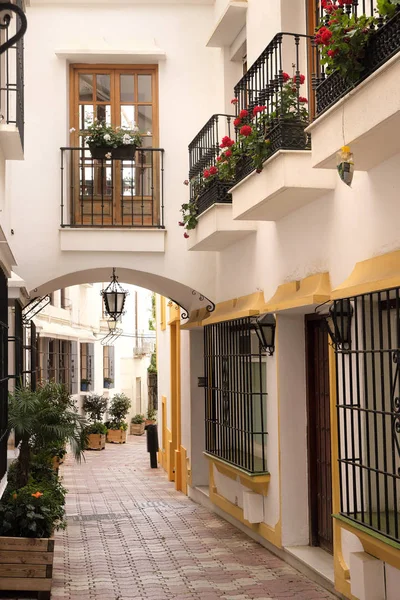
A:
[[187, 203, 257, 251], [231, 151, 336, 222], [306, 52, 400, 171], [59, 227, 166, 253]]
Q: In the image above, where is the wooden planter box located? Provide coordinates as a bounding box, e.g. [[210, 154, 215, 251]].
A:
[[130, 423, 145, 436], [0, 536, 54, 599], [106, 429, 127, 444], [87, 433, 106, 450]]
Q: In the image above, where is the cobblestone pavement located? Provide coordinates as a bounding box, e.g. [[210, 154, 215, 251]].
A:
[[50, 435, 336, 600]]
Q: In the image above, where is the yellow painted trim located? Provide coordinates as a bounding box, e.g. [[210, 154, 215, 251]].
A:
[[336, 517, 400, 571], [209, 462, 282, 548], [168, 301, 181, 324], [263, 272, 331, 313], [201, 291, 265, 326], [160, 296, 166, 331], [179, 445, 188, 495], [332, 249, 400, 299], [204, 453, 271, 496], [329, 345, 352, 599], [180, 307, 211, 330]]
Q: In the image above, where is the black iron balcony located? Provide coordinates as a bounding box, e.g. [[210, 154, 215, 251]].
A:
[[312, 1, 400, 116], [188, 114, 235, 216], [0, 0, 26, 153], [233, 32, 313, 182], [60, 147, 165, 228]]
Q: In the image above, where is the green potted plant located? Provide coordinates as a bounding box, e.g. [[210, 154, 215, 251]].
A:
[[0, 383, 87, 598], [104, 376, 113, 389], [83, 118, 142, 160], [130, 414, 145, 436], [80, 378, 91, 392], [145, 407, 157, 427], [106, 393, 131, 444], [82, 394, 108, 450]]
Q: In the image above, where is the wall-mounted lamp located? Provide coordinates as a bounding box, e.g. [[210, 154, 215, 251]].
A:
[[326, 299, 353, 351], [254, 313, 276, 356], [107, 318, 118, 333], [198, 376, 207, 388]]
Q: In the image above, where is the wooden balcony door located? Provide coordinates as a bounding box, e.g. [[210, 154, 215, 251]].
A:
[[306, 315, 333, 554], [69, 64, 158, 226]]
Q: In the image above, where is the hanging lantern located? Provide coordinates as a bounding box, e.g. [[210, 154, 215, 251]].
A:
[[101, 268, 128, 320], [337, 145, 354, 187], [253, 313, 276, 356], [107, 318, 118, 333]]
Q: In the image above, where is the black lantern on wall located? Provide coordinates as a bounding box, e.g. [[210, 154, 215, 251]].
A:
[[101, 268, 128, 320], [326, 299, 353, 350], [254, 313, 276, 356]]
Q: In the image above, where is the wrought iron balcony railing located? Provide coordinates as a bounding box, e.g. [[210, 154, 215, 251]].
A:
[[233, 32, 312, 183], [311, 1, 400, 116], [60, 147, 165, 228], [188, 114, 235, 216], [133, 333, 156, 356], [0, 0, 26, 149]]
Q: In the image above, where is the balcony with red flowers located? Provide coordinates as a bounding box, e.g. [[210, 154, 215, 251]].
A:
[[184, 114, 257, 252], [229, 32, 336, 222], [307, 0, 400, 171]]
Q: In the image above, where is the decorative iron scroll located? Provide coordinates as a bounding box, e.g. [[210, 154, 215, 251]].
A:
[[392, 350, 400, 475], [191, 289, 216, 314], [22, 295, 50, 326], [168, 298, 189, 320], [0, 2, 27, 56]]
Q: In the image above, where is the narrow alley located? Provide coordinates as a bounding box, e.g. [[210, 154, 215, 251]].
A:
[[51, 437, 335, 600]]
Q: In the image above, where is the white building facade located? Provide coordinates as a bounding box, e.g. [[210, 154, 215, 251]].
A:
[[0, 1, 400, 599]]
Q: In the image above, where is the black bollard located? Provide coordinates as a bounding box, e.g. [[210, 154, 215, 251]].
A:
[[146, 423, 159, 468]]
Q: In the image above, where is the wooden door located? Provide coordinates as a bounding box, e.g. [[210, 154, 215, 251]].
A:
[[306, 316, 333, 554]]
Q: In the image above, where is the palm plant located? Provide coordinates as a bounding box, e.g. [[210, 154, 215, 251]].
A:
[[8, 383, 88, 488]]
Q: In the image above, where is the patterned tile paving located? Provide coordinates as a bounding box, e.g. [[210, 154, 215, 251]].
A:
[[3, 436, 338, 599]]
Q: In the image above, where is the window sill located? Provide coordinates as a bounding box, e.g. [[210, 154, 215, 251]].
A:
[[204, 452, 270, 496], [334, 513, 400, 553]]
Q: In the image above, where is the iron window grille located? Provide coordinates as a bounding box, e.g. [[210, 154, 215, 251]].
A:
[[0, 0, 25, 148], [0, 268, 7, 483], [334, 288, 400, 543], [60, 147, 165, 228], [204, 317, 268, 474]]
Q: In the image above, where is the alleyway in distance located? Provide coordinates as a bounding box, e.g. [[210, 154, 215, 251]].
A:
[[52, 436, 336, 600]]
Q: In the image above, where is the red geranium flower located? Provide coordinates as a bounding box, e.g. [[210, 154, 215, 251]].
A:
[[217, 156, 222, 162], [293, 74, 305, 85], [299, 97, 308, 103], [253, 105, 266, 116], [203, 169, 210, 179], [209, 166, 218, 175], [327, 49, 339, 57], [184, 232, 189, 239], [239, 109, 249, 119], [220, 136, 235, 148], [240, 125, 252, 137], [225, 149, 232, 158], [282, 72, 290, 82], [233, 117, 241, 127], [178, 221, 184, 226], [231, 98, 238, 104]]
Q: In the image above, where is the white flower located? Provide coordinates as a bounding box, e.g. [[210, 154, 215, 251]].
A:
[[105, 152, 112, 159], [103, 133, 111, 142], [147, 131, 152, 136], [122, 133, 132, 145], [69, 127, 76, 133], [132, 125, 139, 133]]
